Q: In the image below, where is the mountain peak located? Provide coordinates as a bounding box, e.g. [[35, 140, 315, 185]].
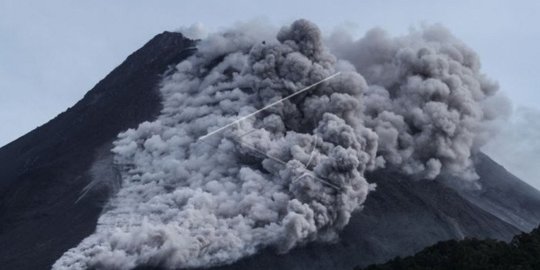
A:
[[0, 32, 196, 270]]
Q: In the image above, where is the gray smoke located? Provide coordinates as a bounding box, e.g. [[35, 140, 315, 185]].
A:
[[54, 20, 505, 269], [329, 25, 505, 180]]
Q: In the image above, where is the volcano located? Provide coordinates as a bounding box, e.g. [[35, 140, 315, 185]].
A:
[[0, 31, 539, 270]]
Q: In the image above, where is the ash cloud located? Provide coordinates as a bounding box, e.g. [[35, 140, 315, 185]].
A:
[[54, 20, 506, 269], [176, 22, 208, 40], [329, 25, 507, 180]]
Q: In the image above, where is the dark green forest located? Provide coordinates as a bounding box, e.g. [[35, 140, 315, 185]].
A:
[[358, 226, 540, 270]]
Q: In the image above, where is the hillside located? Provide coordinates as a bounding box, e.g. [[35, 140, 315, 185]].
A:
[[359, 225, 540, 270]]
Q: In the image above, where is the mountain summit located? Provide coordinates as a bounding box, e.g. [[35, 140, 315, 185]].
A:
[[0, 32, 196, 270]]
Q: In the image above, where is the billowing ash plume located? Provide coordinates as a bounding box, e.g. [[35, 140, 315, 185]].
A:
[[329, 26, 504, 180], [53, 20, 378, 270], [54, 20, 505, 269]]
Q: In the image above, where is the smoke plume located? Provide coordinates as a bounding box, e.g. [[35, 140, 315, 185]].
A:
[[329, 25, 504, 180], [53, 20, 505, 269]]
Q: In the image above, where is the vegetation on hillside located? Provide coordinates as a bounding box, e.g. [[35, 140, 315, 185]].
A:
[[357, 226, 540, 270]]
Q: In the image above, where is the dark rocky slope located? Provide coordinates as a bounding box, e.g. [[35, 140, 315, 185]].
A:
[[444, 153, 540, 232], [169, 165, 524, 270], [0, 32, 538, 270], [0, 32, 195, 270]]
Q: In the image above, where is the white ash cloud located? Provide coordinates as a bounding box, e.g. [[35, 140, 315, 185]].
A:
[[176, 22, 208, 40], [54, 20, 506, 269]]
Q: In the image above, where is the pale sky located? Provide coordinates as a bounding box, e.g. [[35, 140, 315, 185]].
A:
[[1, 0, 539, 188]]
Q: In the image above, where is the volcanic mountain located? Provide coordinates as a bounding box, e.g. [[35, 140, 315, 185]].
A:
[[0, 31, 539, 270]]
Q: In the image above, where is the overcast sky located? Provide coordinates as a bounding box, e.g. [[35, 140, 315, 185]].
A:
[[1, 0, 539, 188]]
